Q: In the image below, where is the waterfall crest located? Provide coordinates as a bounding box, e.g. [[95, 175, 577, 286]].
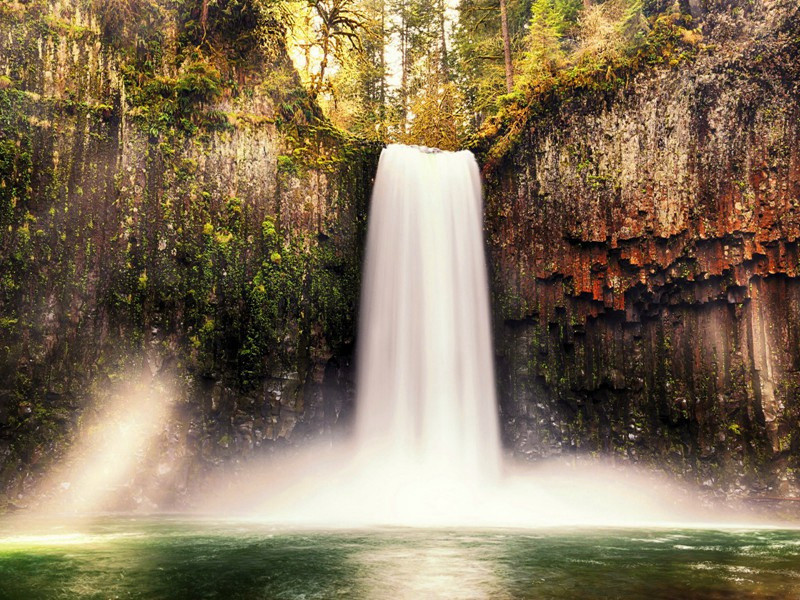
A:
[[355, 144, 501, 483], [198, 145, 703, 529]]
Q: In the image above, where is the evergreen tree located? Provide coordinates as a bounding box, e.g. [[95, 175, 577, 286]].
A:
[[453, 0, 531, 131], [325, 0, 388, 138], [516, 0, 580, 87]]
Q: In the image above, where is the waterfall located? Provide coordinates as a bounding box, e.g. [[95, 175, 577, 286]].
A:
[[355, 144, 501, 483], [204, 145, 697, 528]]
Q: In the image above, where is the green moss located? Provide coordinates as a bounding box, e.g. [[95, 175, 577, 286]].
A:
[[174, 0, 277, 65], [277, 155, 298, 175], [477, 12, 703, 170], [0, 0, 383, 496], [125, 57, 226, 137], [43, 15, 94, 41]]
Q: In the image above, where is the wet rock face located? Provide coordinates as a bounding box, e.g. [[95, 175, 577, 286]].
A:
[[0, 0, 374, 507], [486, 0, 800, 497]]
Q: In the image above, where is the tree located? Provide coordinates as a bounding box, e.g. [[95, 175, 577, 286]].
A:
[[453, 0, 532, 129], [176, 0, 279, 62], [324, 0, 390, 138], [499, 0, 513, 92], [517, 0, 580, 87], [404, 72, 461, 150], [288, 0, 366, 97]]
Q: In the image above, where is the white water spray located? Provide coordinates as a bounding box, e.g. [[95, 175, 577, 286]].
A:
[[189, 144, 756, 527], [4, 147, 780, 530], [355, 144, 501, 486]]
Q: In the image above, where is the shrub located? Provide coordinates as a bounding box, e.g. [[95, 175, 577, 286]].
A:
[[573, 0, 646, 65]]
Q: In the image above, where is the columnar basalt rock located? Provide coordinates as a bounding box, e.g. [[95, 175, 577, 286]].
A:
[[0, 0, 376, 509], [485, 0, 800, 499]]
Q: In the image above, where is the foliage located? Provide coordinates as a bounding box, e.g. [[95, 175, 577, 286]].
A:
[[0, 100, 31, 229], [286, 0, 465, 146], [516, 0, 574, 87], [277, 0, 706, 151], [125, 57, 226, 136], [286, 0, 366, 97], [514, 0, 645, 91], [0, 90, 32, 369], [175, 59, 224, 110], [477, 10, 703, 168], [532, 0, 582, 35], [93, 0, 167, 50], [572, 0, 645, 65], [313, 0, 387, 139], [453, 0, 533, 129], [404, 77, 462, 151], [176, 0, 288, 63]]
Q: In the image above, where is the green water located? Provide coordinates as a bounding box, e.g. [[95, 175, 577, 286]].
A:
[[1, 518, 799, 599]]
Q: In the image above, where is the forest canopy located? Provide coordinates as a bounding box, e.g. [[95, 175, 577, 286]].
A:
[[278, 0, 701, 150], [97, 0, 702, 150]]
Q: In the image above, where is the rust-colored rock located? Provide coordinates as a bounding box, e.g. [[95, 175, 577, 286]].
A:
[[485, 0, 800, 498]]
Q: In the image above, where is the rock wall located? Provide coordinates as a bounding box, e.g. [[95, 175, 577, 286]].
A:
[[0, 0, 376, 509], [485, 0, 800, 499], [4, 0, 798, 511]]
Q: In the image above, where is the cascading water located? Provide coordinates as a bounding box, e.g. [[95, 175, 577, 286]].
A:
[[196, 144, 725, 527], [355, 144, 501, 486], [4, 147, 789, 600]]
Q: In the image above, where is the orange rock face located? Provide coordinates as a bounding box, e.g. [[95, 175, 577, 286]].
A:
[[485, 1, 800, 498]]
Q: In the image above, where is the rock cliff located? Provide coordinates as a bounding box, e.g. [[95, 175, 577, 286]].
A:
[[0, 0, 375, 508], [485, 0, 800, 499], [2, 0, 798, 510]]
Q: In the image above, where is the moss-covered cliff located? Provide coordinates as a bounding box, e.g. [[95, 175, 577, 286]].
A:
[[484, 0, 800, 500], [0, 0, 376, 508], [3, 0, 798, 511]]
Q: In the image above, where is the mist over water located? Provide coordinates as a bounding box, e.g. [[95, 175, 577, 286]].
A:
[[9, 145, 776, 529], [195, 144, 736, 528], [355, 144, 501, 491]]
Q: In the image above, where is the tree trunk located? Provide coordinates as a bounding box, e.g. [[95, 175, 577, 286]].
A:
[[318, 32, 330, 97], [380, 0, 388, 137], [439, 0, 448, 75], [401, 0, 408, 128], [200, 0, 209, 36], [380, 0, 386, 108], [499, 0, 513, 93]]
